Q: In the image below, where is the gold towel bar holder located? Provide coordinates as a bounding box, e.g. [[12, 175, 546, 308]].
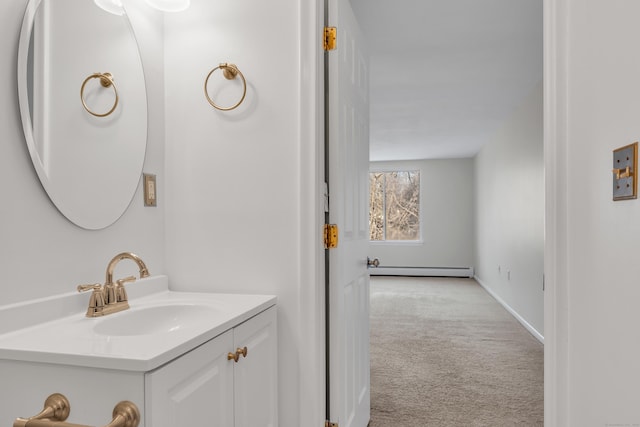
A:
[[80, 72, 119, 118], [13, 393, 140, 427], [204, 63, 247, 111]]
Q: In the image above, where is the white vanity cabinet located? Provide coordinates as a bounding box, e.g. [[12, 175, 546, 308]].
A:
[[0, 276, 277, 427], [144, 306, 278, 427]]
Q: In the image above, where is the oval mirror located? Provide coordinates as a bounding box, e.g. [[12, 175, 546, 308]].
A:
[[18, 0, 148, 230]]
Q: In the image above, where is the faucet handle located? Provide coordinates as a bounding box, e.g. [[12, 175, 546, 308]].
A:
[[77, 284, 106, 316], [77, 284, 102, 293], [115, 276, 136, 302], [116, 276, 136, 286]]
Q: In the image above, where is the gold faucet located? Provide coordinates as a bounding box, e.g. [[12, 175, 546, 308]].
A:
[[105, 252, 150, 288], [77, 252, 150, 317], [104, 252, 150, 305]]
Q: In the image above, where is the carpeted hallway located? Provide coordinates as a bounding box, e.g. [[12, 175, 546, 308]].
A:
[[369, 276, 543, 426]]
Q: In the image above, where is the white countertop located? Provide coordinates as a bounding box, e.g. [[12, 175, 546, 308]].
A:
[[0, 276, 276, 372]]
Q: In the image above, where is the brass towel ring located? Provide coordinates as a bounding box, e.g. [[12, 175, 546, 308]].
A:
[[204, 63, 247, 111], [80, 72, 119, 117]]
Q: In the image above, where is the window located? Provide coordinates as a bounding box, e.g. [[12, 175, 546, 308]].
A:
[[369, 171, 420, 241]]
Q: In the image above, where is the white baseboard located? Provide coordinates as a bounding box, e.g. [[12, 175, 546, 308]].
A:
[[474, 276, 544, 344], [369, 266, 474, 278]]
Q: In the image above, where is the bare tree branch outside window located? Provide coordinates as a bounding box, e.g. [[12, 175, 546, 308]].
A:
[[369, 171, 420, 241]]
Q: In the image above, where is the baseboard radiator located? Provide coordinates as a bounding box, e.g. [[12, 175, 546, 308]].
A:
[[369, 266, 474, 278]]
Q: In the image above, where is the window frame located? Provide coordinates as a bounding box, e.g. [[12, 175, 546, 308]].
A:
[[369, 169, 423, 244]]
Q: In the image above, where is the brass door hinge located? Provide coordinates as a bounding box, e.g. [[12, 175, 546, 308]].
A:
[[325, 422, 338, 427], [324, 27, 337, 51], [323, 224, 339, 249]]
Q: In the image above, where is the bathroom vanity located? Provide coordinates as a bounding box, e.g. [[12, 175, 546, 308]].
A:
[[0, 275, 277, 426]]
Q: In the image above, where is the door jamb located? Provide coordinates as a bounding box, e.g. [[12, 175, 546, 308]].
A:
[[298, 0, 328, 426], [543, 0, 569, 425]]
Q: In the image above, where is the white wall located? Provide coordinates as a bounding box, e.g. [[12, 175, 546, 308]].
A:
[[369, 158, 475, 269], [1, 1, 325, 425], [9, 0, 640, 424], [0, 0, 165, 305], [474, 82, 544, 337], [550, 0, 640, 424], [163, 0, 323, 426]]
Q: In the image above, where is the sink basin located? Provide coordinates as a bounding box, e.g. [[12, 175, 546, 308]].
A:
[[93, 304, 217, 336], [0, 275, 276, 371]]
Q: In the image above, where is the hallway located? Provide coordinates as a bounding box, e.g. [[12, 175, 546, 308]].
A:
[[369, 276, 543, 426]]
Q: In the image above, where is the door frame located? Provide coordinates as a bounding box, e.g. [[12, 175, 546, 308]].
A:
[[297, 0, 329, 426], [543, 0, 569, 425], [297, 0, 567, 426]]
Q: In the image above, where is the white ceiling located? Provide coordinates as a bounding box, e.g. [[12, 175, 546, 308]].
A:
[[349, 0, 543, 161]]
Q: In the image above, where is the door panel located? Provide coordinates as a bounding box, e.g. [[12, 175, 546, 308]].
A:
[[234, 308, 278, 427], [145, 330, 235, 427], [327, 0, 370, 426]]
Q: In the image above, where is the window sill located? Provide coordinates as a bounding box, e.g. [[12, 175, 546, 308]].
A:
[[369, 240, 424, 246]]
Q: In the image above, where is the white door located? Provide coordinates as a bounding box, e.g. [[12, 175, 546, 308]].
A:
[[327, 0, 370, 426]]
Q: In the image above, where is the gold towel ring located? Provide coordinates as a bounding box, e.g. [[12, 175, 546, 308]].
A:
[[204, 63, 247, 111], [80, 72, 119, 117]]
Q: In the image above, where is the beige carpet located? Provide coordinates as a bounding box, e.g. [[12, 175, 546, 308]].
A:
[[369, 276, 543, 427]]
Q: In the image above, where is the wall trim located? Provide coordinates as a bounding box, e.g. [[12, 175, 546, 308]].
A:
[[370, 266, 474, 278], [543, 0, 569, 424], [298, 0, 325, 426], [474, 276, 544, 344]]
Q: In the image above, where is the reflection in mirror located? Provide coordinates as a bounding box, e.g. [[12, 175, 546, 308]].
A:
[[18, 0, 148, 230], [94, 0, 125, 16]]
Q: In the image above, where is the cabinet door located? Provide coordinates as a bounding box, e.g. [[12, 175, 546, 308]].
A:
[[233, 307, 278, 427], [145, 329, 234, 427]]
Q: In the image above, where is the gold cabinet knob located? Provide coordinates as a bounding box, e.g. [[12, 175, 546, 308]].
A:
[[236, 346, 248, 359], [228, 347, 248, 363]]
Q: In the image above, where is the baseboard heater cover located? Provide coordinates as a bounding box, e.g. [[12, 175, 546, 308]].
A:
[[369, 266, 474, 278]]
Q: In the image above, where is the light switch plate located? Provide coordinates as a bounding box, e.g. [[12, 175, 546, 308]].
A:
[[613, 142, 638, 200], [144, 173, 157, 207]]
